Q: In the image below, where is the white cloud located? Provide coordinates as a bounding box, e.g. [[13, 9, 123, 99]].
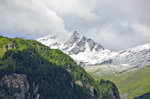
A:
[[83, 0, 150, 50], [86, 21, 150, 51], [131, 23, 150, 40], [0, 0, 68, 38], [43, 0, 99, 21], [86, 25, 136, 51]]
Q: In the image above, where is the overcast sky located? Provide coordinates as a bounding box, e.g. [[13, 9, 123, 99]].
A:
[[0, 0, 150, 51]]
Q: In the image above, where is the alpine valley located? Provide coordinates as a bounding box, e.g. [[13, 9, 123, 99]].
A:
[[38, 31, 150, 99]]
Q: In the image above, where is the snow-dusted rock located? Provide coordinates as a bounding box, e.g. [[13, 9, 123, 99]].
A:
[[37, 31, 150, 72]]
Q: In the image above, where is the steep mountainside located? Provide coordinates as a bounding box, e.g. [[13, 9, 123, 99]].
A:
[[0, 35, 120, 99], [37, 31, 150, 73]]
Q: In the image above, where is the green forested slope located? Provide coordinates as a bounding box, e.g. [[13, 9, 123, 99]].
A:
[[0, 35, 120, 99]]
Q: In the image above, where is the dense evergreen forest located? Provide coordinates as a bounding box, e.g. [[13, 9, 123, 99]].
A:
[[0, 35, 120, 99]]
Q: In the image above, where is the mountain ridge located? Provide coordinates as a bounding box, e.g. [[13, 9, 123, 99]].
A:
[[37, 31, 150, 73]]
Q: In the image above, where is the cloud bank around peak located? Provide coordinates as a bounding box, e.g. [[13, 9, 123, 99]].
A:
[[0, 0, 150, 50]]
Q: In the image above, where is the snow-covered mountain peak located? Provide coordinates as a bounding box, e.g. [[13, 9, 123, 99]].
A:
[[38, 31, 105, 54], [72, 31, 81, 38], [37, 31, 150, 72]]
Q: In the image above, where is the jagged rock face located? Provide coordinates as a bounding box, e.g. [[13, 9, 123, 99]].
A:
[[67, 31, 104, 54], [0, 74, 39, 99], [0, 73, 98, 99], [37, 31, 150, 73], [37, 31, 104, 55]]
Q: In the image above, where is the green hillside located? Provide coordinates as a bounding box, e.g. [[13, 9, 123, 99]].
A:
[[0, 35, 120, 99], [113, 65, 150, 99], [86, 65, 150, 99]]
